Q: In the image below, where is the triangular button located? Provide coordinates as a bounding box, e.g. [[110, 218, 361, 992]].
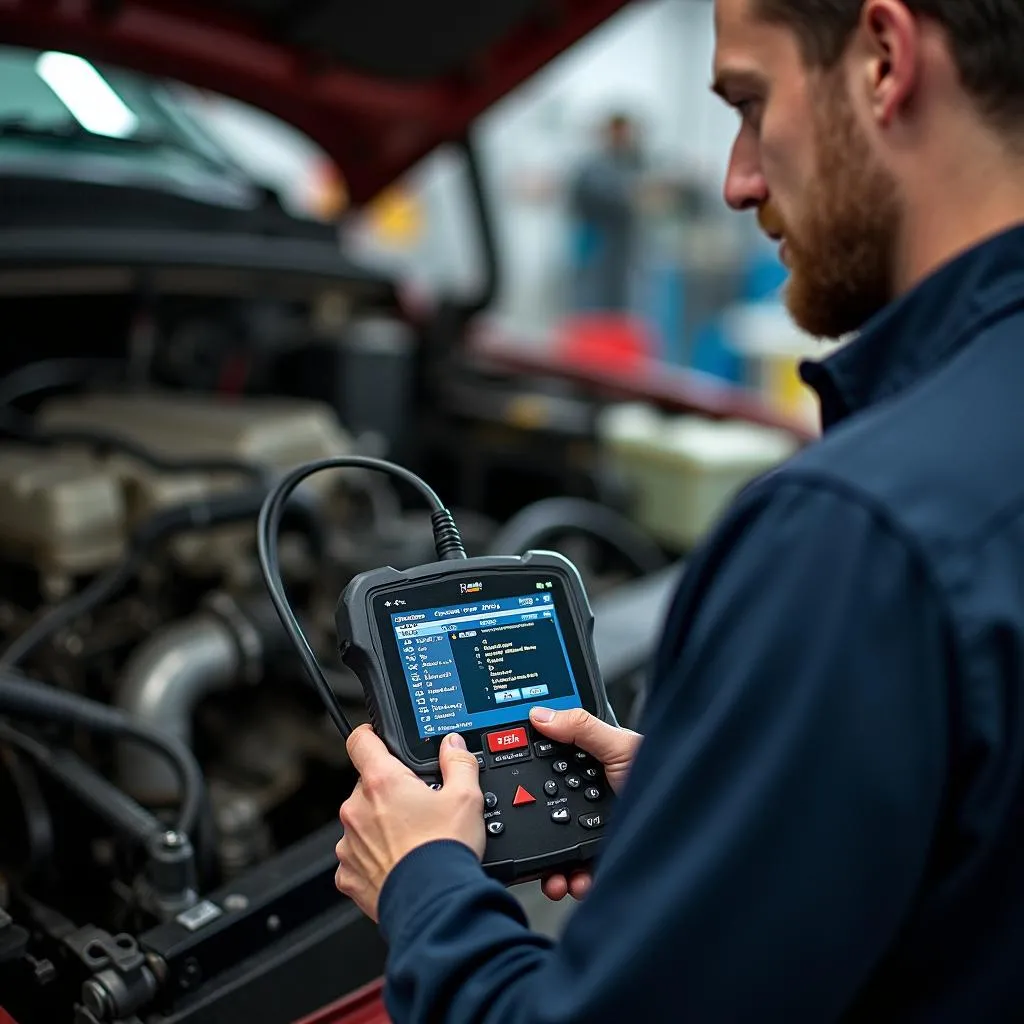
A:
[[512, 785, 536, 806]]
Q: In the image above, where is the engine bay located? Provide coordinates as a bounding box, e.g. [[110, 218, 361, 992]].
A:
[[0, 370, 677, 1024]]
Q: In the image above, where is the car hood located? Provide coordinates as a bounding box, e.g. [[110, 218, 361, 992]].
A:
[[0, 0, 632, 205]]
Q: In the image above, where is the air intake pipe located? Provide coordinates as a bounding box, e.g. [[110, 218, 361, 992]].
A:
[[114, 593, 265, 804]]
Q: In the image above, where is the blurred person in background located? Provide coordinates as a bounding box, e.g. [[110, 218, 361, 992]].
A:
[[567, 112, 646, 312]]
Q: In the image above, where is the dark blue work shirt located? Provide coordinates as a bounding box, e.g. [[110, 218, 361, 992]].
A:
[[375, 224, 1024, 1022]]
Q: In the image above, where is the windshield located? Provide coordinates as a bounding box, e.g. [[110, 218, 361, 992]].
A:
[[0, 44, 257, 198], [0, 44, 349, 221]]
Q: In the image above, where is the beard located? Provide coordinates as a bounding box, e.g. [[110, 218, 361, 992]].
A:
[[760, 76, 902, 340]]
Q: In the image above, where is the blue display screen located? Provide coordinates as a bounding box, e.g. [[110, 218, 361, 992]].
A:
[[390, 591, 583, 739]]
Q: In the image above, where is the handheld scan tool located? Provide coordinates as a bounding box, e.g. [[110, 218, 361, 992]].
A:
[[258, 457, 616, 884]]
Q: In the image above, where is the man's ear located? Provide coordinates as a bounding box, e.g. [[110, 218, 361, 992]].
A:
[[858, 0, 921, 128]]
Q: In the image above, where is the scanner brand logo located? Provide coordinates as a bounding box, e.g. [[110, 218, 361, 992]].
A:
[[460, 581, 483, 594]]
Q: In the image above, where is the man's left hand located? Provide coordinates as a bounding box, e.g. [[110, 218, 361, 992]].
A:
[[335, 726, 486, 921]]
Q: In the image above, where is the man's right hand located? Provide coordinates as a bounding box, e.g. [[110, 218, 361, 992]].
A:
[[527, 706, 642, 902]]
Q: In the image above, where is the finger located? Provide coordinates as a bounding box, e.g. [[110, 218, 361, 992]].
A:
[[568, 870, 592, 900], [529, 707, 628, 762], [542, 874, 569, 901], [346, 723, 407, 781], [338, 780, 359, 823], [438, 732, 481, 792], [335, 850, 355, 895]]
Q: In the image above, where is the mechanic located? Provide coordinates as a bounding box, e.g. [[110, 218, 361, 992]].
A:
[[334, 0, 1024, 1019], [567, 112, 645, 313]]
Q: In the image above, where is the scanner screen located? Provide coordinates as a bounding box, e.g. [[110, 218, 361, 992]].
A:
[[389, 588, 583, 740]]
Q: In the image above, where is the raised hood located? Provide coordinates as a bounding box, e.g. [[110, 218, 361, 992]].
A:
[[0, 0, 633, 205]]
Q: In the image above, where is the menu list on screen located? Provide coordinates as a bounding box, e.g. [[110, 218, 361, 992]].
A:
[[389, 591, 583, 739]]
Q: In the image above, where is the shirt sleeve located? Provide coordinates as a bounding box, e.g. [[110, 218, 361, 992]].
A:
[[376, 476, 953, 1024]]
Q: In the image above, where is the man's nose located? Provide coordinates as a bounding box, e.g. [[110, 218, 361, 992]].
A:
[[723, 135, 768, 211]]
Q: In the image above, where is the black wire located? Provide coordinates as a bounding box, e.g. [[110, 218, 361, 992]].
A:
[[0, 360, 264, 483], [0, 485, 324, 670], [0, 730, 56, 878], [488, 497, 668, 576], [0, 671, 203, 839], [0, 405, 268, 484], [256, 456, 465, 741], [0, 551, 143, 671], [0, 358, 126, 409], [0, 719, 164, 845]]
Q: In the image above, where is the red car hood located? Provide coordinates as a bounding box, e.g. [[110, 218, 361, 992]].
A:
[[0, 0, 632, 204]]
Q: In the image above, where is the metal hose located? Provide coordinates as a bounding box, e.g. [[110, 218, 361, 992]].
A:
[[114, 612, 246, 803]]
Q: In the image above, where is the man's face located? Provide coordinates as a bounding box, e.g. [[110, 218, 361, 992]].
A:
[[714, 0, 902, 339]]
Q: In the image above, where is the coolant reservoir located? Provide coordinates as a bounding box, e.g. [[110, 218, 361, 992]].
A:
[[36, 392, 352, 572], [37, 392, 352, 518], [0, 445, 126, 576], [598, 404, 798, 550]]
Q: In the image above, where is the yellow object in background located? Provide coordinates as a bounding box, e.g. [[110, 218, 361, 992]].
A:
[[722, 302, 823, 434], [367, 186, 424, 248], [764, 354, 819, 429]]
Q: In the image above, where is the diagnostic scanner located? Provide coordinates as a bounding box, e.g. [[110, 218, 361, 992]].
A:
[[336, 551, 616, 883], [256, 456, 616, 887]]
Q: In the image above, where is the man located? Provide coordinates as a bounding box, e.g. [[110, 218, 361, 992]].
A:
[[567, 112, 645, 313], [335, 1, 1024, 1019]]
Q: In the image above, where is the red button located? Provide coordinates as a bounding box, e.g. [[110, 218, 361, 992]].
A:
[[513, 785, 536, 806], [486, 727, 528, 753]]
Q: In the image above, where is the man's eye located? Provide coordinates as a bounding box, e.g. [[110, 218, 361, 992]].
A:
[[735, 99, 762, 128]]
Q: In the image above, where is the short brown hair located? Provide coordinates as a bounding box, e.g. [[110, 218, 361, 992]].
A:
[[756, 1, 1024, 133]]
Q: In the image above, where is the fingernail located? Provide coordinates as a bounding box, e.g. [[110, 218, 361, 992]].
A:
[[530, 707, 555, 723], [446, 732, 467, 750]]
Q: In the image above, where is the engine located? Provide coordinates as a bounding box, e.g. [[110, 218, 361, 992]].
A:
[[0, 389, 487, 1023], [0, 381, 676, 1024]]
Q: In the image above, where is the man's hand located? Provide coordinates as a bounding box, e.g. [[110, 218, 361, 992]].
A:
[[335, 727, 485, 922], [528, 706, 642, 903]]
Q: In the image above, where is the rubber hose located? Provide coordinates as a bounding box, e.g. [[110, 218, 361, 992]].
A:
[[0, 485, 325, 670], [487, 497, 667, 575], [0, 672, 203, 840]]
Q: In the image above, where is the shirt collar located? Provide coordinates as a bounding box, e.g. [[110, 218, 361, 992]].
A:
[[799, 222, 1024, 430]]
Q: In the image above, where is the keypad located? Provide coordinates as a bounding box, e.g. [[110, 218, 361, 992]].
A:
[[479, 735, 608, 851]]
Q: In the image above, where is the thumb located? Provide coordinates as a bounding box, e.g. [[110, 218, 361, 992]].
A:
[[530, 706, 626, 763], [439, 732, 480, 790]]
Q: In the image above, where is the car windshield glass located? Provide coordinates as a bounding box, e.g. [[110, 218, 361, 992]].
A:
[[0, 45, 235, 171]]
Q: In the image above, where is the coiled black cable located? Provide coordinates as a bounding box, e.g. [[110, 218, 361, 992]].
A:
[[257, 456, 466, 740]]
